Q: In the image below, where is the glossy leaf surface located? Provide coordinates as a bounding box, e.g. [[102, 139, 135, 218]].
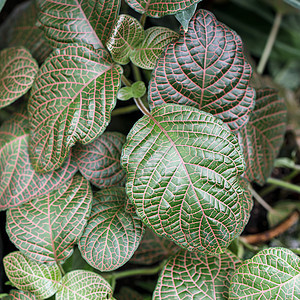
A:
[[74, 132, 126, 188], [229, 247, 300, 299], [79, 187, 144, 271], [28, 44, 122, 172], [122, 104, 252, 254], [154, 249, 241, 299], [5, 290, 36, 300], [238, 89, 287, 185], [3, 252, 61, 299], [175, 3, 198, 31], [149, 9, 255, 131]]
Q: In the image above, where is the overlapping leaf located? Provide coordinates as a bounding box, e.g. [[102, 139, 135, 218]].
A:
[[238, 89, 287, 185], [79, 187, 144, 271], [38, 0, 120, 49], [0, 47, 38, 109], [3, 251, 61, 299], [229, 247, 300, 299], [0, 111, 77, 210], [175, 3, 198, 31], [28, 44, 122, 173], [74, 132, 126, 188], [5, 290, 36, 300], [154, 249, 241, 299], [121, 104, 252, 254], [149, 9, 255, 131]]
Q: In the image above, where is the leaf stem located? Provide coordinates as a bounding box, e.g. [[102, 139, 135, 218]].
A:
[[249, 186, 275, 213], [111, 104, 139, 116], [131, 63, 143, 82], [266, 177, 300, 193], [57, 262, 65, 276], [140, 13, 147, 27]]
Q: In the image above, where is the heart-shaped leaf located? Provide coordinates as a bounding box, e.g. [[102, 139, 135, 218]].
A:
[[6, 174, 92, 264], [56, 270, 113, 300], [79, 187, 144, 271], [38, 0, 120, 49], [28, 44, 122, 173], [5, 290, 36, 300], [229, 247, 300, 299], [74, 132, 126, 188], [0, 110, 77, 211], [3, 252, 61, 299], [0, 47, 38, 109], [154, 249, 241, 299], [149, 9, 255, 132], [238, 89, 287, 185], [121, 104, 252, 254]]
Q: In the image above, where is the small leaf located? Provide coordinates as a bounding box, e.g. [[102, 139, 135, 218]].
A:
[[5, 290, 36, 300], [28, 44, 122, 173], [79, 187, 144, 271], [117, 87, 133, 101], [3, 252, 61, 299], [229, 247, 300, 299], [132, 81, 146, 98], [175, 3, 198, 31], [121, 104, 252, 254], [0, 47, 38, 109], [153, 249, 241, 299], [56, 270, 113, 300], [74, 132, 127, 188], [284, 0, 300, 9]]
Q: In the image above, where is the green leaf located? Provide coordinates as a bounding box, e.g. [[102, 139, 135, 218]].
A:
[[38, 0, 120, 49], [130, 27, 179, 70], [117, 87, 134, 101], [28, 44, 122, 173], [238, 89, 287, 185], [229, 247, 300, 299], [0, 47, 38, 109], [0, 0, 6, 13], [74, 132, 127, 188], [121, 104, 252, 254], [149, 9, 255, 132], [131, 81, 146, 98], [284, 0, 300, 9], [5, 290, 36, 300], [106, 15, 144, 65], [56, 270, 113, 300], [175, 3, 198, 31], [0, 110, 77, 211], [79, 187, 144, 271], [3, 252, 61, 299], [154, 249, 241, 299], [6, 174, 92, 263]]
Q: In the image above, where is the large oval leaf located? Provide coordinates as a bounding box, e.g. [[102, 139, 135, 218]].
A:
[[6, 174, 92, 263], [79, 187, 144, 271], [28, 44, 122, 173], [121, 104, 252, 254], [149, 9, 255, 131]]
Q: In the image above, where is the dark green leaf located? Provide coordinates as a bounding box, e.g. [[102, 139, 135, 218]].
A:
[[175, 3, 198, 31], [5, 290, 36, 300]]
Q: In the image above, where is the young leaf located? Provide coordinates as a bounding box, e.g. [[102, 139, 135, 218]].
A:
[[5, 290, 36, 300], [153, 249, 241, 299], [121, 104, 252, 254], [175, 3, 198, 31], [0, 111, 77, 211], [38, 0, 120, 49], [131, 81, 147, 98], [28, 44, 122, 173], [149, 9, 255, 132], [73, 132, 127, 188], [229, 247, 300, 299], [6, 174, 93, 264], [117, 87, 134, 101], [0, 47, 38, 109], [56, 270, 113, 300], [238, 89, 287, 185], [79, 187, 144, 271], [3, 252, 61, 299]]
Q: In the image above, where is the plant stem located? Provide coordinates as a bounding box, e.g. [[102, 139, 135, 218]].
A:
[[257, 12, 282, 75], [131, 63, 143, 82], [249, 186, 275, 213], [111, 104, 139, 116], [267, 177, 300, 193], [57, 262, 65, 276], [140, 13, 147, 27]]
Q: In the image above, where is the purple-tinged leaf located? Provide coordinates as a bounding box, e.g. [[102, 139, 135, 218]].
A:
[[238, 89, 287, 185], [0, 47, 38, 109], [5, 290, 36, 300], [149, 9, 255, 132], [0, 111, 77, 211], [153, 249, 241, 299], [28, 44, 122, 173], [74, 132, 127, 188], [6, 174, 92, 264], [79, 187, 144, 271], [38, 0, 120, 49]]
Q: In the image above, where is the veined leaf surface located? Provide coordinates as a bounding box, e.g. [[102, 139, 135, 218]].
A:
[[5, 290, 36, 300], [28, 44, 122, 172], [149, 9, 255, 131], [6, 174, 92, 263], [3, 251, 61, 299], [154, 249, 241, 299], [74, 132, 126, 188], [121, 104, 252, 254], [229, 247, 300, 299], [79, 187, 144, 271]]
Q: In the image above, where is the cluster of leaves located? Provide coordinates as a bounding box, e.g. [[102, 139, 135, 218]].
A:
[[0, 0, 298, 299]]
